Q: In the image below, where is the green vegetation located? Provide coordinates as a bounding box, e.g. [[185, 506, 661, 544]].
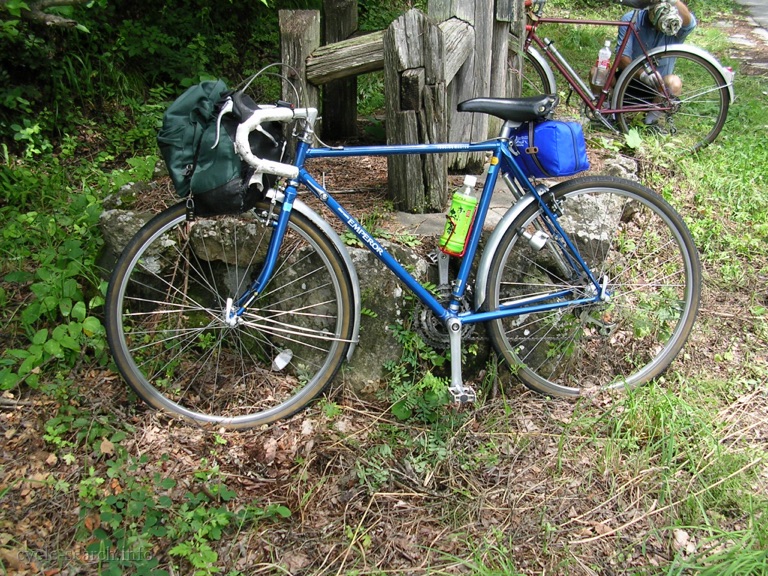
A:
[[1, 0, 767, 574]]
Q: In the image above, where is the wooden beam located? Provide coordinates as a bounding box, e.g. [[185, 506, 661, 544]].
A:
[[306, 17, 472, 87], [306, 31, 384, 85], [441, 18, 474, 85]]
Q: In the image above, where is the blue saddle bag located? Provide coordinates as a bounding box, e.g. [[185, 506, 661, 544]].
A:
[[513, 120, 590, 179]]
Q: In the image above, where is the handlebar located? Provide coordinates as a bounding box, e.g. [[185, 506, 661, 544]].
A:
[[221, 91, 319, 180]]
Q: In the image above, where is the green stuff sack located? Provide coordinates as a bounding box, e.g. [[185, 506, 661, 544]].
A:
[[157, 80, 283, 216]]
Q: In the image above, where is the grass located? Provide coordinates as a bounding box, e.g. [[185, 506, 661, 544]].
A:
[[1, 1, 768, 574]]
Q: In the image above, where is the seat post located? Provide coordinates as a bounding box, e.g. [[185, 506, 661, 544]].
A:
[[499, 120, 521, 140]]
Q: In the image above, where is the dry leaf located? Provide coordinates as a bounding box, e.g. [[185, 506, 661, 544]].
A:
[[0, 548, 24, 571], [99, 438, 115, 456], [263, 438, 278, 464], [283, 552, 310, 573], [83, 514, 100, 532], [45, 453, 58, 466], [110, 478, 123, 495], [594, 522, 611, 535]]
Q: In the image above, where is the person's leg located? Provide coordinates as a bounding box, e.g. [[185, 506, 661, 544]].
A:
[[645, 74, 682, 125]]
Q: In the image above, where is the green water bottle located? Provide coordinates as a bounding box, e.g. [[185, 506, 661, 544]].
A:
[[439, 175, 478, 256]]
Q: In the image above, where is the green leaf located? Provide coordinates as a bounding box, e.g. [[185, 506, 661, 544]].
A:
[[391, 400, 412, 421], [71, 300, 87, 322], [169, 542, 192, 557], [5, 0, 30, 18], [4, 270, 32, 283], [159, 477, 176, 489], [57, 334, 81, 352], [44, 339, 64, 358], [31, 329, 49, 345], [0, 369, 19, 390], [624, 128, 642, 150], [59, 298, 73, 318], [82, 316, 103, 337]]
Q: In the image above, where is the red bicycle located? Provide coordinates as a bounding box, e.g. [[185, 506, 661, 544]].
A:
[[515, 0, 735, 152]]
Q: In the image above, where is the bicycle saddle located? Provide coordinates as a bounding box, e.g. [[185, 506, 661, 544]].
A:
[[457, 94, 557, 122]]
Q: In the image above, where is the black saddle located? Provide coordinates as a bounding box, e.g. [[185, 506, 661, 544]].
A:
[[457, 94, 557, 122]]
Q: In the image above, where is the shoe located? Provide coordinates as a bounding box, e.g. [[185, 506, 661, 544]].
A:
[[644, 110, 664, 125], [645, 122, 669, 136]]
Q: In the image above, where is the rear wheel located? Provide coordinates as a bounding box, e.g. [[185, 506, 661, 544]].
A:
[[484, 177, 701, 397], [614, 49, 730, 153], [511, 46, 556, 98], [105, 201, 354, 429]]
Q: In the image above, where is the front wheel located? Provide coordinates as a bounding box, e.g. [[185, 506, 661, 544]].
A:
[[484, 177, 701, 397], [105, 202, 355, 429], [613, 49, 730, 153]]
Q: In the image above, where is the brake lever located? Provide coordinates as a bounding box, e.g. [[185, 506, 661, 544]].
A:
[[212, 97, 234, 149]]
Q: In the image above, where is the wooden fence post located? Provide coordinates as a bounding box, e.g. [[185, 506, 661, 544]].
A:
[[508, 0, 526, 98], [279, 10, 321, 111], [384, 9, 447, 213], [322, 0, 358, 138], [429, 0, 492, 172]]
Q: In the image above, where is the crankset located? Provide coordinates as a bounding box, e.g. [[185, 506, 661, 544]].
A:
[[412, 284, 476, 349]]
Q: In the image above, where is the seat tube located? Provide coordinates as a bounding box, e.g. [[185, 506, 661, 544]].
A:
[[452, 139, 507, 302]]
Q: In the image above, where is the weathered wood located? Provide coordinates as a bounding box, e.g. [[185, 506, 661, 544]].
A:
[[280, 10, 321, 110], [307, 16, 471, 87], [306, 31, 384, 85], [442, 0, 494, 171], [428, 0, 474, 22], [420, 82, 448, 210], [508, 0, 526, 97], [441, 18, 475, 85], [322, 0, 358, 137], [401, 69, 425, 111], [495, 0, 516, 22], [488, 19, 510, 134], [384, 10, 447, 213]]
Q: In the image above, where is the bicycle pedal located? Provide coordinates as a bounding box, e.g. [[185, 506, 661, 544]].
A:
[[449, 385, 477, 404]]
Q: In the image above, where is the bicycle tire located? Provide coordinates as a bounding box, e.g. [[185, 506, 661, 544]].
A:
[[613, 49, 729, 153], [512, 46, 557, 98], [105, 201, 354, 429], [484, 176, 701, 397]]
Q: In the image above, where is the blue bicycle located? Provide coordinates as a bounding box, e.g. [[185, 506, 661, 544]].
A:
[[105, 92, 701, 429]]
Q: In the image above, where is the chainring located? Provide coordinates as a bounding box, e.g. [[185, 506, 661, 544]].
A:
[[412, 284, 476, 349]]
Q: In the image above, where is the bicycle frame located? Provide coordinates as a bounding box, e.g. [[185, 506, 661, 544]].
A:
[[237, 128, 606, 331], [524, 13, 673, 114]]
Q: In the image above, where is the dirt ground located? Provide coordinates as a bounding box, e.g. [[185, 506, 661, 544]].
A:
[[1, 9, 768, 576]]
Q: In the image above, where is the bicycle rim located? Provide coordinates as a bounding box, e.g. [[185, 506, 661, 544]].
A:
[[614, 50, 729, 153], [105, 202, 354, 429], [485, 177, 701, 397], [512, 47, 556, 98]]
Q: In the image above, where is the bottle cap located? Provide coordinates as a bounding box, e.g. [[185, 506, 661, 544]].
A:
[[463, 175, 477, 188]]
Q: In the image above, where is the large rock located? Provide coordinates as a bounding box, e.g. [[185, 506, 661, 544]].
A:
[[97, 208, 458, 392], [341, 242, 430, 392]]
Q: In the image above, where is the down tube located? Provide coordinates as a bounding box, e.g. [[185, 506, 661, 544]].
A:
[[298, 169, 453, 321]]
